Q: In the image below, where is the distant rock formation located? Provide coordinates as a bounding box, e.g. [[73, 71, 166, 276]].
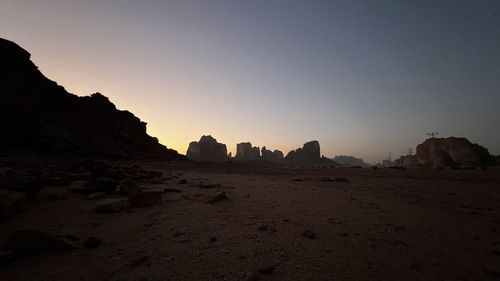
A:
[[186, 135, 228, 162], [416, 137, 495, 167], [285, 141, 334, 166], [235, 142, 260, 161], [261, 147, 284, 162], [393, 154, 417, 167], [333, 156, 369, 167], [0, 38, 182, 159]]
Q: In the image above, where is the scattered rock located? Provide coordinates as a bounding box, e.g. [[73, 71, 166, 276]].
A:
[[87, 192, 106, 200], [3, 229, 75, 254], [0, 190, 27, 220], [334, 177, 349, 183], [258, 262, 276, 274], [82, 237, 102, 249], [46, 190, 67, 200], [303, 230, 316, 239], [207, 191, 228, 204], [84, 178, 119, 194], [199, 182, 221, 189], [0, 250, 17, 265], [94, 198, 127, 213], [163, 188, 181, 193], [245, 271, 259, 281], [178, 179, 188, 184], [128, 192, 162, 207], [128, 256, 148, 267], [118, 179, 141, 196], [485, 268, 500, 278]]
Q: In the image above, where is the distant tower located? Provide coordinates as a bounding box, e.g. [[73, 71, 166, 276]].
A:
[[427, 132, 439, 169]]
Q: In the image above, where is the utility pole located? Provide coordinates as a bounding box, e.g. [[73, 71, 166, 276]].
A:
[[427, 132, 439, 169], [408, 148, 413, 168]]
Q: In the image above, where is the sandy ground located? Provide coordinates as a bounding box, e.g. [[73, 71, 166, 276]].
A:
[[1, 161, 500, 281]]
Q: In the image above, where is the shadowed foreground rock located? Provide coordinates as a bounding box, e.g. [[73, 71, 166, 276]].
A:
[[0, 38, 182, 159]]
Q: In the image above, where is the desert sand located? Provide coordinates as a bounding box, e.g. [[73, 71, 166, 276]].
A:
[[1, 160, 499, 281]]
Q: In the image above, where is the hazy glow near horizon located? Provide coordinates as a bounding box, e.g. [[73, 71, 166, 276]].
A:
[[1, 0, 499, 162]]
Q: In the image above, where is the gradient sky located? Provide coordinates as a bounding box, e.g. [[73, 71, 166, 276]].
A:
[[1, 0, 499, 162]]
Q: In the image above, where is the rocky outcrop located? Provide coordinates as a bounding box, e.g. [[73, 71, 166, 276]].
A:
[[416, 137, 495, 167], [235, 142, 260, 161], [285, 141, 334, 166], [0, 38, 182, 159], [333, 156, 369, 167], [186, 135, 228, 162], [261, 147, 284, 162]]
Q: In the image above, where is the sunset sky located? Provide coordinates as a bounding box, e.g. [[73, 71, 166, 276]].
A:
[[1, 0, 499, 162]]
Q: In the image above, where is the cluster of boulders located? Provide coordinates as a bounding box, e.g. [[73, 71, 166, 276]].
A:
[[0, 38, 182, 159], [261, 147, 284, 162], [0, 159, 173, 221], [186, 135, 228, 162]]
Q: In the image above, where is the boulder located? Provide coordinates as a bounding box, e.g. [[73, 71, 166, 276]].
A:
[[235, 142, 260, 161], [186, 135, 228, 162], [416, 137, 495, 167], [0, 190, 27, 220]]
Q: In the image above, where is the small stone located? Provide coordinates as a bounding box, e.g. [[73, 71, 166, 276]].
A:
[[87, 192, 106, 200], [209, 237, 217, 242], [207, 191, 228, 204], [303, 230, 316, 239], [94, 198, 127, 213], [334, 177, 349, 183], [3, 229, 75, 253], [258, 262, 276, 274], [128, 192, 162, 207], [178, 179, 188, 184], [118, 179, 141, 196], [0, 190, 27, 220], [245, 271, 259, 281], [46, 190, 66, 200], [0, 251, 17, 265], [82, 237, 101, 249]]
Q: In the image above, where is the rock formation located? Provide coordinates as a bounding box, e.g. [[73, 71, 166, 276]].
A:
[[416, 137, 495, 167], [261, 147, 284, 162], [0, 38, 181, 159], [235, 142, 260, 161], [284, 141, 334, 166], [393, 155, 418, 167], [186, 135, 228, 162], [333, 156, 369, 167]]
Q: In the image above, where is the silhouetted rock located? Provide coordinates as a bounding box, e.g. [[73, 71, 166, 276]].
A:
[[261, 147, 284, 162], [235, 142, 260, 161], [186, 135, 228, 162], [333, 156, 369, 167], [416, 137, 495, 167], [285, 141, 334, 166], [0, 38, 182, 159]]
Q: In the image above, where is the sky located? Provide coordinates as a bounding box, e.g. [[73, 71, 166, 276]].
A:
[[1, 0, 499, 163]]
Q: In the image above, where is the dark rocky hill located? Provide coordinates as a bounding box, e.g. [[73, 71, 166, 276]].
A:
[[186, 135, 228, 162], [0, 38, 181, 159]]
